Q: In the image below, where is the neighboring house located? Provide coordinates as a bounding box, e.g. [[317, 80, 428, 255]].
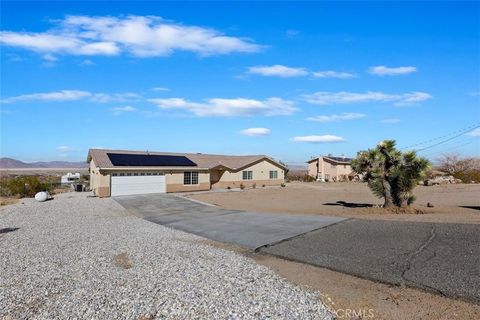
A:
[[61, 172, 81, 185], [307, 155, 354, 182], [87, 149, 287, 197]]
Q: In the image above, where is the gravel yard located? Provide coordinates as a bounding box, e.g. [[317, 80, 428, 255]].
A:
[[0, 193, 332, 319]]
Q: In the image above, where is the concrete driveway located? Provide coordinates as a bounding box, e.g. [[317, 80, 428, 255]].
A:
[[262, 219, 480, 304], [114, 193, 346, 249]]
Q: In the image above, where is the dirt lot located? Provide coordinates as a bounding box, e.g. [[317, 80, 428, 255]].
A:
[[189, 182, 480, 224], [190, 182, 480, 319]]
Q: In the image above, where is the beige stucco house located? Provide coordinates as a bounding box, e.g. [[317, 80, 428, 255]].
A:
[[88, 149, 287, 197], [307, 155, 354, 182]]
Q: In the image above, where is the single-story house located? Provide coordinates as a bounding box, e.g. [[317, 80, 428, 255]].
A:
[[307, 155, 354, 182], [87, 149, 287, 197]]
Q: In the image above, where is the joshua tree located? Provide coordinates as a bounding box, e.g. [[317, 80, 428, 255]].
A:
[[351, 140, 430, 208]]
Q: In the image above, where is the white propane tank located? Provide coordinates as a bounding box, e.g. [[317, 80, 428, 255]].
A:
[[34, 191, 49, 202]]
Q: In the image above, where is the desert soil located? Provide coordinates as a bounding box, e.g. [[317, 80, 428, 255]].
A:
[[189, 182, 480, 318], [188, 182, 480, 224]]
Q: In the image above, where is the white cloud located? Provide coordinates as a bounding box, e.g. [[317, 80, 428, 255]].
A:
[[90, 92, 141, 103], [151, 87, 170, 91], [56, 145, 71, 152], [307, 112, 365, 123], [291, 135, 345, 143], [394, 92, 432, 106], [0, 31, 119, 56], [369, 65, 417, 76], [312, 71, 356, 79], [111, 105, 136, 116], [240, 127, 271, 136], [0, 15, 260, 59], [286, 30, 300, 38], [1, 90, 91, 103], [42, 53, 58, 62], [1, 90, 142, 104], [247, 65, 356, 79], [466, 128, 480, 137], [148, 97, 298, 117], [301, 91, 432, 106], [247, 65, 308, 78], [79, 59, 94, 66], [380, 118, 401, 124]]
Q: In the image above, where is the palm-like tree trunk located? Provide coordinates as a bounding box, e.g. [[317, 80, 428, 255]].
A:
[[382, 178, 394, 208]]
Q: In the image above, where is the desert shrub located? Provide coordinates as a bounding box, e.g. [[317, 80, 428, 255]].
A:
[[286, 170, 316, 182], [240, 184, 245, 190], [0, 176, 55, 197], [453, 169, 480, 183]]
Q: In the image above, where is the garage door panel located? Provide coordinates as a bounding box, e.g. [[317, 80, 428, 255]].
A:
[[111, 175, 166, 196]]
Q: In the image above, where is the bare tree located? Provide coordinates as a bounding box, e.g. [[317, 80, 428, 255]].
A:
[[438, 153, 480, 175]]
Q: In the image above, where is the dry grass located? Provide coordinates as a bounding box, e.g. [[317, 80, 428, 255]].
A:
[[0, 196, 20, 207], [113, 252, 134, 269]]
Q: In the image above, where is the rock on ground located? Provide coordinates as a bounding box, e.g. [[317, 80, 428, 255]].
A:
[[0, 193, 332, 319]]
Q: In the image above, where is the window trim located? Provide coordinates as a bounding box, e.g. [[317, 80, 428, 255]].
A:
[[242, 170, 253, 180], [184, 171, 199, 185], [269, 170, 278, 179]]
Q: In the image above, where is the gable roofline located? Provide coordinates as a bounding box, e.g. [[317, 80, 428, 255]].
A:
[[87, 148, 288, 171]]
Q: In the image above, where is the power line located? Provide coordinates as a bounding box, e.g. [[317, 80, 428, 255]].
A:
[[401, 123, 480, 150], [422, 137, 478, 157], [415, 126, 480, 152]]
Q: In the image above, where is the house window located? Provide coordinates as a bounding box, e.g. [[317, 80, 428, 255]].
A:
[[242, 171, 253, 180], [184, 172, 199, 185], [126, 173, 132, 176], [133, 173, 138, 176], [140, 173, 145, 176], [269, 170, 278, 179], [119, 173, 125, 176], [112, 173, 118, 176]]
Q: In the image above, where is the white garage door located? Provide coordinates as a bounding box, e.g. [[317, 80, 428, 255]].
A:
[[111, 174, 166, 196]]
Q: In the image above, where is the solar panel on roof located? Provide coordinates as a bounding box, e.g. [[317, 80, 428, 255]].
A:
[[107, 153, 197, 167]]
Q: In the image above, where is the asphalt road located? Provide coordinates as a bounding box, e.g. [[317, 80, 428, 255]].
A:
[[114, 193, 345, 249], [261, 219, 480, 304]]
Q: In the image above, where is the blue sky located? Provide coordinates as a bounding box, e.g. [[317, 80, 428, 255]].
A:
[[1, 1, 479, 164]]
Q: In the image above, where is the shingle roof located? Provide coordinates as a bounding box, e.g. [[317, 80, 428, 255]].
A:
[[87, 149, 287, 171]]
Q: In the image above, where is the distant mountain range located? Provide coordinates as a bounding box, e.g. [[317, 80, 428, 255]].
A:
[[0, 157, 88, 169]]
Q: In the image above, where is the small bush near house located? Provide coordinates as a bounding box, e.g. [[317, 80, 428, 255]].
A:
[[252, 183, 256, 189], [240, 184, 245, 190], [0, 176, 56, 198], [286, 170, 316, 182]]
